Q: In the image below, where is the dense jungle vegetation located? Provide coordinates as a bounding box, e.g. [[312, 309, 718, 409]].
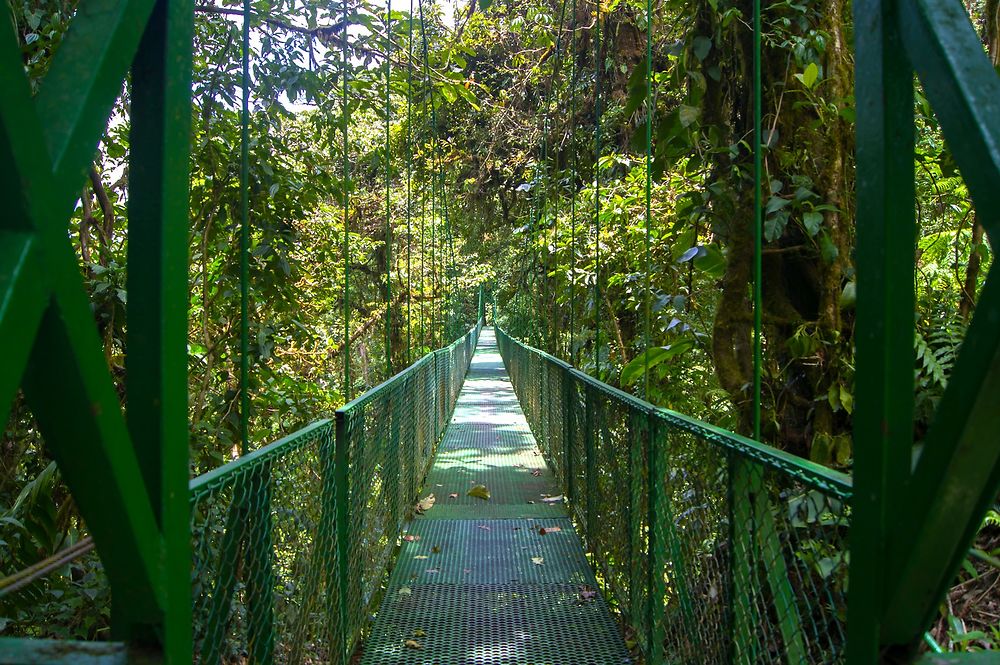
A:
[[2, 0, 998, 653]]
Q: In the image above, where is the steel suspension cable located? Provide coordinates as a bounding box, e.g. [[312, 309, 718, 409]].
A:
[[593, 0, 603, 379], [384, 0, 393, 376], [240, 0, 250, 453], [643, 0, 653, 399], [342, 0, 352, 400], [753, 0, 762, 439], [550, 0, 568, 356], [418, 0, 439, 347], [569, 0, 578, 366], [406, 0, 414, 364]]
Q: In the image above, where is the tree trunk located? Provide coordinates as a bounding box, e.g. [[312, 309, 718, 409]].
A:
[[706, 0, 854, 457]]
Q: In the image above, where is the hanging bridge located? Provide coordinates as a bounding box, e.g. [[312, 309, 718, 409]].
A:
[[2, 0, 1000, 662], [184, 317, 851, 664]]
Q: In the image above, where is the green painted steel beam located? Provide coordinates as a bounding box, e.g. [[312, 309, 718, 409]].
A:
[[898, 0, 1000, 242], [0, 0, 194, 654], [850, 1, 916, 662], [914, 655, 1000, 665], [0, 638, 132, 665], [22, 307, 166, 627], [882, 276, 1000, 645], [0, 236, 46, 425], [126, 0, 195, 658], [35, 0, 157, 196]]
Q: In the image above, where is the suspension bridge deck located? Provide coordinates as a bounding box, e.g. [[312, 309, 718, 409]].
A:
[[360, 328, 631, 664]]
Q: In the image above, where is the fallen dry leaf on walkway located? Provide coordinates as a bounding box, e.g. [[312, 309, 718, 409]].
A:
[[531, 469, 542, 477], [413, 629, 427, 638], [403, 534, 420, 542], [415, 494, 436, 513], [468, 484, 491, 500], [531, 557, 545, 565], [539, 526, 562, 535], [405, 639, 422, 649], [448, 492, 459, 499], [432, 545, 441, 553], [398, 586, 412, 596], [477, 524, 491, 531], [540, 495, 563, 504]]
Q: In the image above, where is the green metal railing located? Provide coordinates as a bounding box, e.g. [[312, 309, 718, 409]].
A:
[[190, 421, 337, 664], [496, 325, 852, 664], [188, 319, 482, 664], [334, 318, 481, 660]]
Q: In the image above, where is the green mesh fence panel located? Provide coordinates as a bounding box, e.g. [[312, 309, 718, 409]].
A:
[[188, 321, 481, 664], [496, 325, 852, 665], [335, 321, 483, 658], [189, 420, 340, 664]]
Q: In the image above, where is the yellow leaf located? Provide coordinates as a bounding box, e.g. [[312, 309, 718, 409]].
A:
[[405, 639, 422, 649], [531, 557, 545, 565], [467, 484, 491, 500]]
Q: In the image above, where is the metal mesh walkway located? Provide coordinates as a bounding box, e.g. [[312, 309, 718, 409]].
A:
[[361, 328, 631, 664]]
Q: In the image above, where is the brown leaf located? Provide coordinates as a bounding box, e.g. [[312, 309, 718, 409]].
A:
[[404, 639, 422, 649], [415, 494, 436, 513], [539, 526, 562, 535], [403, 534, 420, 542], [431, 545, 441, 554]]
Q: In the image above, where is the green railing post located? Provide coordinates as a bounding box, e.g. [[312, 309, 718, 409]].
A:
[[246, 463, 276, 665], [627, 409, 644, 645], [584, 384, 597, 547], [333, 412, 352, 663], [564, 371, 576, 505], [729, 455, 760, 665], [201, 493, 250, 665], [753, 486, 806, 664], [646, 413, 665, 665]]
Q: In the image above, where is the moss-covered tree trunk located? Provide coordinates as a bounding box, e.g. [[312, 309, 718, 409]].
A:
[[705, 0, 854, 459]]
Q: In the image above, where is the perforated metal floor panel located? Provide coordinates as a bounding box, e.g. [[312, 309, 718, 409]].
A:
[[360, 329, 631, 664]]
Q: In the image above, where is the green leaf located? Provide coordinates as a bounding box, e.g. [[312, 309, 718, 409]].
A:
[[839, 281, 856, 309], [620, 341, 694, 385], [819, 232, 839, 263], [693, 36, 712, 62], [678, 105, 700, 128], [765, 196, 790, 214], [798, 62, 819, 89], [802, 211, 823, 236], [839, 385, 853, 415], [764, 210, 789, 242], [693, 244, 726, 278]]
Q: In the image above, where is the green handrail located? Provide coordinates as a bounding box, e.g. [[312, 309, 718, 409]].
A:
[[496, 322, 851, 664]]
